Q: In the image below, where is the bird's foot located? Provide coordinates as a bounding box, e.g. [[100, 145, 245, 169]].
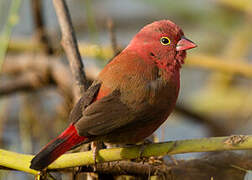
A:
[[140, 138, 153, 156], [148, 156, 164, 166], [168, 155, 178, 165], [73, 166, 82, 179], [91, 141, 103, 171], [35, 170, 47, 180], [137, 138, 154, 163]]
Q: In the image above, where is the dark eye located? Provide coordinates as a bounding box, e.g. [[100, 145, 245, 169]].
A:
[[160, 37, 171, 45]]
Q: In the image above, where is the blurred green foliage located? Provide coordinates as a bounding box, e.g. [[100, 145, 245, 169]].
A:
[[0, 0, 22, 71]]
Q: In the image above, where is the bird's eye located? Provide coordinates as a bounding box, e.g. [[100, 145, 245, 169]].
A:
[[160, 37, 171, 45]]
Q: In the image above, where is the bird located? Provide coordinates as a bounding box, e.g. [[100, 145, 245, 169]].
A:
[[30, 20, 197, 170]]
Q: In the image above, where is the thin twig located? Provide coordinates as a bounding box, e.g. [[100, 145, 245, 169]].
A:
[[0, 54, 99, 97], [107, 18, 120, 56], [80, 161, 168, 177], [79, 152, 252, 179], [31, 0, 53, 54], [0, 72, 48, 96], [1, 54, 73, 99], [52, 0, 88, 100]]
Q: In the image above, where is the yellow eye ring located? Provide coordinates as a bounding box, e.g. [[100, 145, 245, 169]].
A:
[[160, 37, 171, 45]]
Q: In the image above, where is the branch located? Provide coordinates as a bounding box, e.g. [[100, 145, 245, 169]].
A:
[[0, 72, 49, 96], [48, 135, 252, 169], [80, 160, 169, 177], [0, 149, 37, 175], [1, 54, 73, 97], [52, 0, 88, 99], [107, 18, 120, 56], [0, 54, 99, 97], [186, 54, 252, 78], [0, 135, 252, 175], [31, 0, 53, 54], [80, 152, 251, 179]]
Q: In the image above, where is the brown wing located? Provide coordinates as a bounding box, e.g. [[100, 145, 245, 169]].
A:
[[73, 51, 169, 138], [69, 82, 101, 124], [74, 89, 136, 137]]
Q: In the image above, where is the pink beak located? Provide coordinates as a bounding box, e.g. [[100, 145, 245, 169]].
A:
[[176, 36, 197, 51]]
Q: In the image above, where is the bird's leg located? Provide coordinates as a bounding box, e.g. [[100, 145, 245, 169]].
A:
[[124, 138, 154, 163], [140, 138, 165, 166], [91, 141, 103, 171], [35, 170, 47, 180], [138, 138, 153, 163], [72, 166, 82, 179]]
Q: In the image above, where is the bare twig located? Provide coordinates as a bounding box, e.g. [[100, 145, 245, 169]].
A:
[[0, 100, 9, 146], [78, 152, 251, 179], [107, 18, 120, 56], [52, 0, 88, 100], [31, 0, 53, 54], [0, 72, 49, 96], [1, 54, 98, 97], [1, 54, 73, 98], [81, 161, 168, 177]]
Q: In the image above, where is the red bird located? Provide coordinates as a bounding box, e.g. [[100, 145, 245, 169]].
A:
[[30, 20, 196, 170]]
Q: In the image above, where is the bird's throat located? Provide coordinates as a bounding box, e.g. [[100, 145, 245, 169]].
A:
[[154, 58, 181, 73]]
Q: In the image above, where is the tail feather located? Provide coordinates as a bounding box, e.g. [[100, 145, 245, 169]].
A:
[[30, 124, 87, 170]]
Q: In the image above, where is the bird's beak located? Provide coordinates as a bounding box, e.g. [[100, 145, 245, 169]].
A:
[[176, 36, 197, 51]]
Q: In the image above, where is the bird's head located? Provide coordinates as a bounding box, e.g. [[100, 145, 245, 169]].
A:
[[127, 20, 197, 70]]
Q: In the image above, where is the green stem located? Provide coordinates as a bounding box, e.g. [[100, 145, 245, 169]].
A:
[[0, 135, 251, 175]]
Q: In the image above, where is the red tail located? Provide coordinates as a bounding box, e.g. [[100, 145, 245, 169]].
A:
[[30, 124, 87, 170]]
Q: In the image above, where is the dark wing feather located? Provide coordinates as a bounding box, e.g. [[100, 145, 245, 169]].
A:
[[75, 89, 135, 137], [69, 82, 101, 124]]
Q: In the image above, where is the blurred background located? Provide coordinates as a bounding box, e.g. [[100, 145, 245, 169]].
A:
[[0, 0, 252, 179]]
